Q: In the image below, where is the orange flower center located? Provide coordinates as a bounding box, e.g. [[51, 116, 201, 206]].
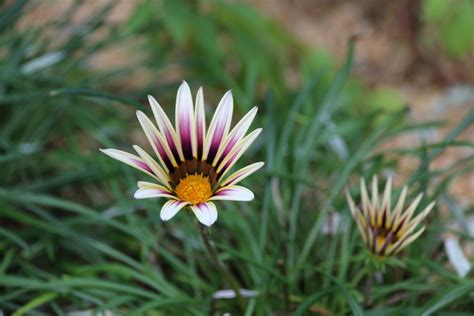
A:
[[175, 174, 212, 205]]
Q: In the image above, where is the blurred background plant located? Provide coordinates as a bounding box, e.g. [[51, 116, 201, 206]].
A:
[[0, 0, 472, 315]]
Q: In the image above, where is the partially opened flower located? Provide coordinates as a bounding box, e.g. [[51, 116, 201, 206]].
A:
[[345, 176, 435, 257], [101, 81, 263, 226]]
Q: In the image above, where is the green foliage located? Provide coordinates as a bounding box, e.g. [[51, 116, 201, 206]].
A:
[[0, 0, 473, 315], [127, 0, 294, 107], [422, 0, 474, 58]]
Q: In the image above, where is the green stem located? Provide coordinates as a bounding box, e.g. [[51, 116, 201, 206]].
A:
[[363, 273, 373, 307], [198, 223, 245, 311]]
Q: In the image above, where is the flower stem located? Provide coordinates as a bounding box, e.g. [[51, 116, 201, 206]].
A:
[[198, 223, 245, 311], [363, 273, 373, 307]]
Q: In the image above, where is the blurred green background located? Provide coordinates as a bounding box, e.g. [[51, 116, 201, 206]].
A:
[[0, 0, 473, 315]]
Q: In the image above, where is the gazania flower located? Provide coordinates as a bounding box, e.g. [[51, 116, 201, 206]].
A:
[[101, 81, 263, 226], [345, 176, 435, 256]]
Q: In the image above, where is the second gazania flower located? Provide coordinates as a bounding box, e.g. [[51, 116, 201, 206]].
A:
[[345, 176, 435, 257], [101, 81, 264, 226]]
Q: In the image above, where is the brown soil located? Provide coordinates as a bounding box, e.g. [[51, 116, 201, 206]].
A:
[[251, 0, 473, 205]]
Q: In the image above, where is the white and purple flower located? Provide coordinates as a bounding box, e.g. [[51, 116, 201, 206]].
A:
[[101, 81, 263, 226]]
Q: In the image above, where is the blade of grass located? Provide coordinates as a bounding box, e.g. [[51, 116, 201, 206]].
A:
[[12, 292, 58, 316], [288, 41, 354, 269], [420, 283, 474, 316]]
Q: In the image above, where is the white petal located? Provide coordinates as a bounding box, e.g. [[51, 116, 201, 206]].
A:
[[390, 185, 408, 227], [100, 148, 155, 178], [138, 181, 170, 190], [148, 95, 184, 162], [211, 185, 255, 201], [360, 177, 371, 220], [194, 87, 205, 159], [212, 106, 258, 167], [202, 90, 233, 162], [379, 176, 392, 227], [134, 188, 175, 199], [409, 201, 435, 228], [394, 193, 423, 231], [220, 162, 265, 187], [175, 81, 194, 160], [136, 110, 178, 170], [404, 193, 424, 221], [190, 202, 218, 226], [133, 145, 171, 190], [215, 128, 262, 181], [212, 289, 258, 299], [135, 181, 175, 199], [160, 200, 189, 221], [345, 189, 359, 219], [371, 175, 379, 211], [391, 227, 426, 254], [444, 237, 471, 277]]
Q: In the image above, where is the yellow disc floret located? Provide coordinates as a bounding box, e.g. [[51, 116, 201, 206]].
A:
[[175, 174, 212, 205]]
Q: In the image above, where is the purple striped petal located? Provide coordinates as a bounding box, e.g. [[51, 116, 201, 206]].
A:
[[148, 95, 184, 163], [387, 227, 426, 255], [220, 162, 264, 187], [160, 200, 189, 221], [195, 87, 206, 159], [389, 185, 407, 227], [211, 185, 254, 201], [190, 202, 218, 226], [212, 106, 258, 167], [216, 128, 262, 181], [175, 81, 194, 160], [133, 145, 171, 189], [203, 91, 233, 163], [135, 182, 175, 199], [135, 188, 174, 199], [100, 148, 155, 178], [136, 110, 177, 171]]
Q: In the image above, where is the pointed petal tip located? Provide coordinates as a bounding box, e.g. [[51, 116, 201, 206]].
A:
[[221, 89, 233, 101], [136, 110, 146, 118], [424, 201, 436, 214], [178, 80, 191, 91], [100, 148, 114, 155], [147, 94, 158, 105], [249, 106, 258, 113], [344, 188, 351, 198], [201, 220, 213, 227]]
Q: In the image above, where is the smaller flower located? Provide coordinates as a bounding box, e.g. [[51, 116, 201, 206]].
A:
[[345, 176, 435, 257]]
